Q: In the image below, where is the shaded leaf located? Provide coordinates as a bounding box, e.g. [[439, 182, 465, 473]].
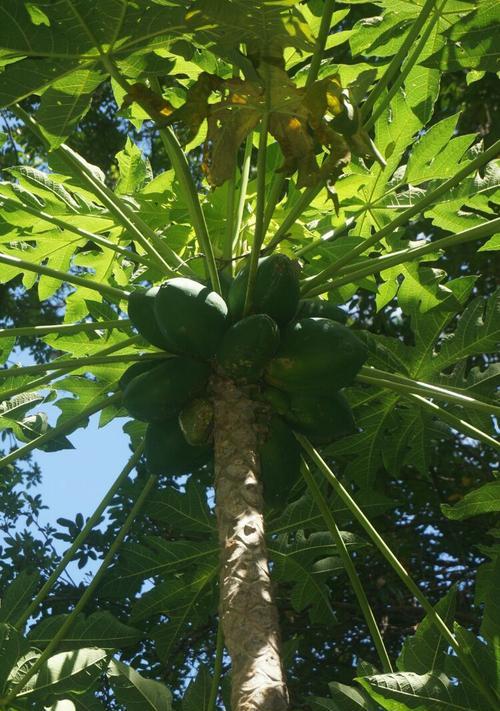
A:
[[441, 481, 500, 520], [28, 611, 144, 651], [107, 659, 172, 711]]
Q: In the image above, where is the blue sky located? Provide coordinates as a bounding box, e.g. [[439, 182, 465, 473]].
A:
[[34, 412, 131, 530]]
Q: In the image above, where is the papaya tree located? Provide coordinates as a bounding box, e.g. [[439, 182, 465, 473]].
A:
[[0, 1, 499, 710]]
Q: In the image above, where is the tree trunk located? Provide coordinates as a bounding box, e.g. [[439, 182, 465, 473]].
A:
[[211, 373, 289, 711]]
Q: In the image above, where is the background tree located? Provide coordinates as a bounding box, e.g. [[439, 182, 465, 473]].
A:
[[0, 1, 498, 710]]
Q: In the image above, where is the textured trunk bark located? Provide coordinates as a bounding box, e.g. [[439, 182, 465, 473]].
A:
[[211, 373, 289, 711]]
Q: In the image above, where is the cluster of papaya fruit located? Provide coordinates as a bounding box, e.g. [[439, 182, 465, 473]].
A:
[[119, 254, 368, 498]]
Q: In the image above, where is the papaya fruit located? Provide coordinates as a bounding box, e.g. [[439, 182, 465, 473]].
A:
[[216, 314, 280, 381], [154, 277, 228, 359], [295, 298, 347, 324], [128, 287, 173, 351], [284, 391, 356, 443], [118, 359, 163, 392], [122, 357, 210, 422], [227, 253, 300, 326], [179, 397, 214, 446], [145, 418, 211, 476], [259, 415, 301, 505], [265, 317, 368, 394], [260, 386, 290, 416]]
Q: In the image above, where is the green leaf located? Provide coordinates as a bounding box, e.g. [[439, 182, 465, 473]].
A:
[[28, 611, 144, 651], [99, 536, 218, 599], [0, 58, 80, 108], [429, 289, 499, 372], [37, 69, 105, 149], [405, 64, 440, 124], [47, 692, 107, 710], [312, 680, 377, 710], [0, 624, 28, 693], [270, 530, 367, 624], [423, 0, 500, 72], [396, 589, 457, 674], [17, 648, 108, 702], [182, 664, 212, 711], [145, 480, 216, 535], [107, 659, 172, 711], [405, 114, 469, 184], [115, 138, 151, 195], [476, 551, 500, 643], [441, 481, 500, 520], [186, 0, 314, 57], [479, 233, 500, 252], [449, 624, 500, 697], [0, 571, 40, 625], [358, 671, 482, 711]]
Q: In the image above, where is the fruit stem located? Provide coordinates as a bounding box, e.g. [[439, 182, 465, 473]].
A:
[[243, 89, 270, 317]]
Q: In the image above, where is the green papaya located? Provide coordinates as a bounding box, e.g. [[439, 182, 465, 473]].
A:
[[118, 359, 163, 392], [216, 314, 280, 381], [259, 415, 301, 505], [227, 253, 300, 326], [295, 298, 347, 324], [128, 287, 173, 351], [179, 397, 214, 446], [265, 317, 368, 394], [122, 357, 210, 422], [260, 387, 290, 416], [145, 418, 211, 476], [154, 278, 228, 359], [284, 391, 356, 443]]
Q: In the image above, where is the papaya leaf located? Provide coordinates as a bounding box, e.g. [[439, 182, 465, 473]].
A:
[[145, 568, 217, 663], [0, 624, 29, 693], [269, 530, 368, 624], [423, 0, 500, 72], [332, 287, 498, 482], [182, 664, 212, 711], [145, 480, 216, 536], [28, 611, 144, 651], [47, 692, 107, 710], [0, 571, 40, 625], [445, 624, 500, 698], [99, 537, 218, 599], [108, 659, 172, 711], [476, 552, 500, 643], [115, 138, 152, 195], [396, 589, 457, 674], [312, 681, 377, 710], [441, 481, 500, 521], [185, 0, 314, 58], [357, 670, 482, 711], [37, 69, 105, 149], [15, 648, 108, 703]]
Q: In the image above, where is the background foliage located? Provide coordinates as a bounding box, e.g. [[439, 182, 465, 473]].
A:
[[0, 1, 499, 710]]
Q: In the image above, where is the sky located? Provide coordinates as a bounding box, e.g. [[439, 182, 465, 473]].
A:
[[5, 343, 133, 571], [34, 411, 130, 529]]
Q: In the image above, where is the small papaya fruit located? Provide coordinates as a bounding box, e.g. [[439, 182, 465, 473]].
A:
[[259, 415, 301, 505], [154, 278, 228, 359], [128, 287, 172, 351], [227, 253, 300, 326], [122, 357, 210, 422], [217, 314, 280, 381], [145, 418, 211, 475], [284, 391, 356, 443], [265, 317, 368, 394], [118, 359, 163, 392], [179, 397, 214, 446], [295, 298, 347, 324]]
